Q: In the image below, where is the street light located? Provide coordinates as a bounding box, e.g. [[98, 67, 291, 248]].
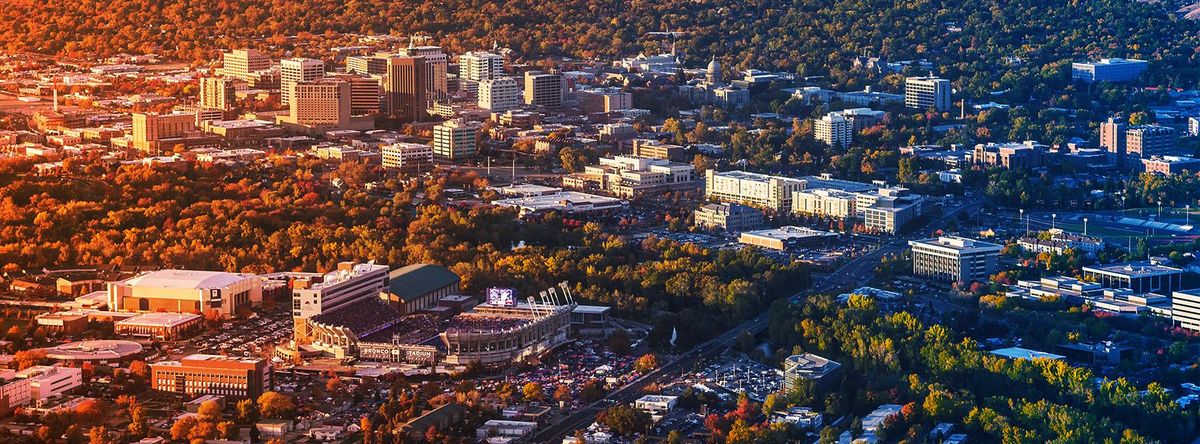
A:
[[1187, 204, 1191, 227], [1019, 209, 1025, 235], [1052, 213, 1057, 230], [1158, 200, 1162, 219], [1083, 217, 1088, 236]]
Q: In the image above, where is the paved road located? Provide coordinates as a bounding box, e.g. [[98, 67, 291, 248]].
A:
[[531, 199, 982, 443]]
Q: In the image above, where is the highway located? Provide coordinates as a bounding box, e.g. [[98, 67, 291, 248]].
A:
[[530, 198, 982, 443]]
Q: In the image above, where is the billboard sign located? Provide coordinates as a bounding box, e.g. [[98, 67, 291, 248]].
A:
[[487, 287, 517, 307]]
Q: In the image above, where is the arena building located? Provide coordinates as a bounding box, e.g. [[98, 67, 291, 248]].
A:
[[107, 269, 262, 317]]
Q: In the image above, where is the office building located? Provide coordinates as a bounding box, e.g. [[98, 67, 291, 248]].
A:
[[345, 55, 389, 75], [459, 51, 505, 81], [199, 77, 236, 111], [561, 155, 697, 198], [492, 191, 624, 216], [783, 353, 841, 393], [292, 261, 389, 343], [399, 46, 449, 102], [1099, 117, 1127, 157], [972, 141, 1047, 169], [1082, 260, 1183, 294], [632, 139, 687, 161], [478, 77, 521, 112], [333, 73, 382, 116], [132, 112, 195, 153], [432, 119, 479, 160], [280, 58, 325, 108], [739, 226, 838, 251], [704, 170, 806, 213], [814, 112, 852, 148], [578, 89, 633, 113], [0, 366, 83, 408], [1142, 155, 1200, 175], [151, 354, 271, 398], [904, 76, 952, 111], [694, 203, 764, 232], [524, 71, 564, 108], [1172, 289, 1200, 332], [1071, 58, 1148, 83], [634, 395, 679, 415], [384, 56, 428, 122], [114, 312, 204, 340], [382, 142, 434, 172], [108, 269, 263, 318], [859, 187, 925, 234], [221, 49, 271, 82], [1126, 125, 1175, 157], [281, 78, 350, 128], [909, 236, 1002, 283]]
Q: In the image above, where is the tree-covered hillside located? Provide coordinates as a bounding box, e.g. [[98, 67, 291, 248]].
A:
[[3, 0, 1198, 90]]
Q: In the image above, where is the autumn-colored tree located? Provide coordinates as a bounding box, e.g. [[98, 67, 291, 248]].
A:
[[257, 391, 295, 419], [522, 381, 545, 402], [197, 399, 222, 422], [170, 416, 199, 441], [633, 353, 659, 373]]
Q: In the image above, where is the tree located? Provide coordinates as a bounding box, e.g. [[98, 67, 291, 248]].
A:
[[634, 353, 659, 373], [609, 329, 631, 355], [257, 391, 295, 419], [87, 426, 110, 444], [559, 147, 587, 173], [554, 384, 572, 406], [236, 398, 259, 423], [522, 381, 545, 402], [171, 416, 199, 441], [579, 380, 606, 403], [217, 421, 239, 440], [128, 401, 148, 438], [198, 399, 222, 422], [601, 404, 651, 437], [14, 349, 46, 370], [128, 360, 151, 380], [761, 392, 783, 417]]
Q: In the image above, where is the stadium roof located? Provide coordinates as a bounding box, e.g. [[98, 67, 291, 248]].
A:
[[386, 264, 460, 302], [120, 269, 255, 290]]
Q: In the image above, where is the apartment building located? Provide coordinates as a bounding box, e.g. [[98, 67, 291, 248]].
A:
[[704, 170, 806, 213]]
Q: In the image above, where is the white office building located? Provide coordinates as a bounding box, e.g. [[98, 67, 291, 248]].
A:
[[459, 51, 505, 82], [478, 77, 521, 112], [905, 76, 951, 111], [814, 112, 852, 148], [381, 142, 433, 172], [909, 236, 1002, 283], [281, 58, 326, 107]]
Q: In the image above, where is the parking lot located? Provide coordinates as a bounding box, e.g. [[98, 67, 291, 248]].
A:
[[700, 356, 784, 402], [168, 308, 292, 359]]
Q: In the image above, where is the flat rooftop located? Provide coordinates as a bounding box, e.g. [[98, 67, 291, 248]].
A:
[[909, 236, 1002, 253], [990, 347, 1065, 361], [115, 312, 202, 328], [741, 226, 837, 241], [1083, 261, 1182, 278], [492, 191, 623, 211]]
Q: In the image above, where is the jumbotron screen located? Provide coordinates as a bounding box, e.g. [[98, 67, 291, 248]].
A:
[[487, 287, 517, 307]]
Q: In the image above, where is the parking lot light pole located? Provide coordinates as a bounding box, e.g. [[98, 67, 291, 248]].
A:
[[1083, 217, 1088, 236]]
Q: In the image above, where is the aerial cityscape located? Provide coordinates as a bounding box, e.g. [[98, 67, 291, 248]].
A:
[[2, 1, 1200, 443]]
